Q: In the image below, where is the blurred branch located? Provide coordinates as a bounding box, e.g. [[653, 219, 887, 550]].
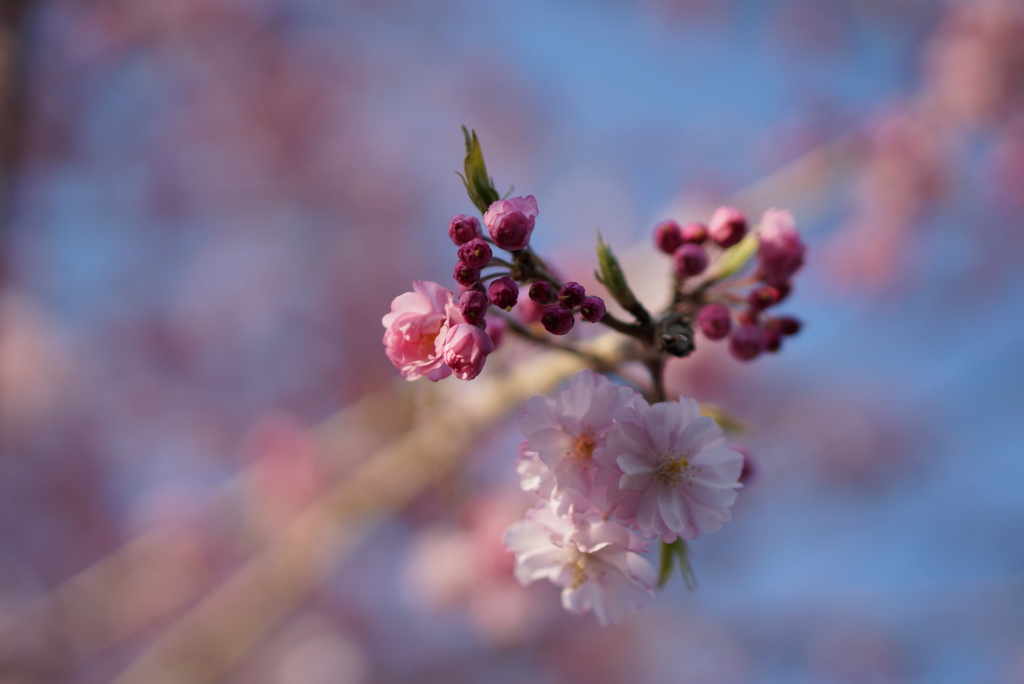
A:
[[0, 0, 33, 290]]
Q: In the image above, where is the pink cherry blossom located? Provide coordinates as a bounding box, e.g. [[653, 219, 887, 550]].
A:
[[442, 322, 494, 381], [757, 208, 806, 284], [603, 398, 743, 542], [381, 280, 459, 381], [519, 369, 644, 514], [483, 195, 539, 251], [503, 501, 655, 626]]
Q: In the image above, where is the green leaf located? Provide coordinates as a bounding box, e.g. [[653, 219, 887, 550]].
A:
[[461, 126, 500, 214], [657, 539, 698, 591], [657, 540, 676, 589], [711, 231, 758, 282], [594, 233, 641, 313]]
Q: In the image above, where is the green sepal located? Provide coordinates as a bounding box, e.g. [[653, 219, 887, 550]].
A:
[[699, 401, 747, 435], [657, 539, 698, 591], [594, 233, 641, 314], [710, 231, 758, 282], [460, 126, 500, 214]]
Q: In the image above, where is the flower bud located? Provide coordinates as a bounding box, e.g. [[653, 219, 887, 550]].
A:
[[653, 220, 683, 254], [457, 238, 493, 269], [579, 295, 606, 323], [756, 209, 805, 284], [540, 304, 575, 335], [673, 243, 709, 278], [487, 276, 519, 311], [448, 214, 482, 246], [763, 327, 782, 352], [459, 289, 489, 325], [529, 280, 558, 305], [453, 261, 481, 287], [774, 315, 802, 336], [559, 281, 586, 309], [709, 206, 748, 248], [443, 322, 494, 380], [747, 284, 782, 311], [696, 303, 731, 340], [729, 323, 764, 361], [680, 222, 708, 244], [483, 196, 539, 251]]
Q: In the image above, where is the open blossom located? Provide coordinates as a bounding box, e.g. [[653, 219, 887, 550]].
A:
[[519, 369, 644, 513], [381, 280, 459, 381], [757, 209, 806, 284], [443, 322, 494, 380], [504, 502, 656, 626], [603, 398, 743, 542], [483, 195, 539, 251]]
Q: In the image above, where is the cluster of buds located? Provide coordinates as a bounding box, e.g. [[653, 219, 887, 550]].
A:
[[383, 129, 809, 625], [654, 206, 807, 362]]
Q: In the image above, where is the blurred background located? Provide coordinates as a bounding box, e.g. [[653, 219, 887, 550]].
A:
[[1, 0, 1023, 682]]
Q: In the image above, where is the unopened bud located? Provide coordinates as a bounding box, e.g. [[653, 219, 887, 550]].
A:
[[487, 276, 519, 310], [680, 222, 708, 244], [696, 303, 731, 340], [559, 281, 586, 309], [673, 243, 709, 278], [709, 206, 748, 249], [459, 289, 489, 324], [448, 214, 482, 246], [457, 238, 493, 269], [729, 323, 764, 361], [579, 296, 606, 323], [453, 261, 481, 287], [540, 304, 575, 335], [747, 284, 782, 311], [653, 220, 683, 254], [529, 280, 558, 305]]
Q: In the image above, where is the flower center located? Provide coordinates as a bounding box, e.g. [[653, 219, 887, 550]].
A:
[[654, 448, 698, 485], [568, 552, 589, 589], [571, 432, 598, 460]]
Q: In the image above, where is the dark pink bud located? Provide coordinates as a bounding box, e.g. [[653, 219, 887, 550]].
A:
[[696, 303, 731, 340], [653, 220, 683, 254], [579, 296, 606, 323], [680, 222, 708, 244], [559, 281, 586, 309], [775, 315, 802, 336], [540, 304, 575, 335], [459, 289, 489, 325], [763, 327, 782, 352], [453, 261, 481, 287], [733, 445, 756, 485], [747, 284, 782, 311], [457, 238, 493, 269], [673, 243, 709, 278], [487, 276, 519, 310], [708, 206, 748, 248], [529, 280, 558, 305], [756, 209, 805, 284], [729, 323, 764, 361], [448, 214, 481, 246]]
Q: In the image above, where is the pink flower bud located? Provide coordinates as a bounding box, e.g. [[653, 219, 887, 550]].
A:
[[696, 303, 731, 340], [673, 243, 709, 278], [708, 206, 748, 248], [529, 280, 558, 305], [756, 209, 805, 284], [680, 222, 708, 244], [579, 295, 606, 323], [483, 195, 539, 251], [459, 289, 489, 325], [540, 304, 575, 335], [729, 323, 764, 361], [448, 214, 482, 245], [653, 220, 683, 254], [453, 261, 481, 287], [763, 327, 782, 352], [456, 238, 493, 269], [382, 280, 458, 381], [443, 322, 494, 380], [487, 276, 519, 310], [776, 315, 802, 336], [559, 281, 586, 309], [747, 284, 783, 311]]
